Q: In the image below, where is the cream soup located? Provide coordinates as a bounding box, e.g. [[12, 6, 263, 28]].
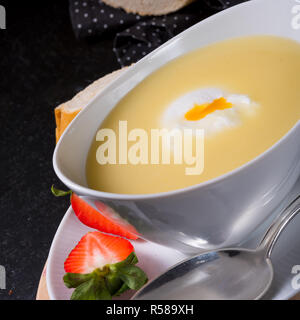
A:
[[86, 36, 300, 194]]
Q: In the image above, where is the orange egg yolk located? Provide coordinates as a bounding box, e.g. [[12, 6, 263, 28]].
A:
[[184, 97, 233, 121]]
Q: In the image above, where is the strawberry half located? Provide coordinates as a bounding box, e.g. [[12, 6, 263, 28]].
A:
[[64, 231, 134, 274], [63, 232, 148, 300], [71, 194, 138, 240]]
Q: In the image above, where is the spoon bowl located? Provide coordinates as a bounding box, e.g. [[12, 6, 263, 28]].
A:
[[133, 249, 273, 300]]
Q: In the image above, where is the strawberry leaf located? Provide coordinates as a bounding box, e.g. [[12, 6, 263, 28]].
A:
[[71, 278, 112, 300], [113, 282, 130, 296], [51, 185, 72, 197], [105, 252, 138, 295], [124, 251, 138, 265], [63, 273, 93, 288], [117, 265, 148, 291], [105, 272, 123, 296], [110, 252, 138, 271]]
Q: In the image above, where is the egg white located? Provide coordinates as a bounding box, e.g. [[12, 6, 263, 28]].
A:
[[161, 88, 258, 137]]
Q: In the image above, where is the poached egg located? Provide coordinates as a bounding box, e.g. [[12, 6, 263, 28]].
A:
[[161, 88, 258, 137]]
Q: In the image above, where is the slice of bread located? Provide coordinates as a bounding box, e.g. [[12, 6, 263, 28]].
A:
[[55, 67, 127, 143], [102, 0, 196, 16]]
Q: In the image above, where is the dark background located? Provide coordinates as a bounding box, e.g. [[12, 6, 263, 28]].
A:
[[0, 0, 119, 300]]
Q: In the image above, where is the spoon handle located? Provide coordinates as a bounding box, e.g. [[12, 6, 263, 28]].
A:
[[259, 195, 300, 258]]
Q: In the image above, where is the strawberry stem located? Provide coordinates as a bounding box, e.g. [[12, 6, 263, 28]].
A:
[[93, 266, 110, 278], [51, 185, 72, 197]]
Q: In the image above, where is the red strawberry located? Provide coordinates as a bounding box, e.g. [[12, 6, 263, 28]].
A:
[[71, 193, 138, 240], [64, 231, 134, 274]]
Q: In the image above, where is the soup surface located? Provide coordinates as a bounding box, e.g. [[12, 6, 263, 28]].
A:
[[86, 36, 300, 194]]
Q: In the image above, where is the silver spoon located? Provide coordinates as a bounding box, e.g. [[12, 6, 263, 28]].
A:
[[133, 195, 300, 300]]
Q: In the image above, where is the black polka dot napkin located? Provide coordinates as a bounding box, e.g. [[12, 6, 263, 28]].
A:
[[69, 0, 248, 67]]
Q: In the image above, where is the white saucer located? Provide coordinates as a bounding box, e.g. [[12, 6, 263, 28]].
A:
[[47, 178, 300, 300]]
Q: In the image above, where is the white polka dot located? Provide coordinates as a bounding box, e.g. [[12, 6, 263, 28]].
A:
[[185, 16, 190, 21], [152, 22, 156, 25], [88, 29, 92, 33], [174, 16, 178, 20], [82, 2, 87, 7], [113, 48, 116, 52], [156, 28, 160, 32], [142, 22, 146, 26], [109, 13, 114, 18], [74, 1, 78, 5], [136, 26, 140, 30], [93, 18, 98, 23], [162, 23, 166, 27], [142, 33, 146, 37], [77, 24, 82, 29], [84, 13, 88, 18], [136, 15, 141, 20], [142, 52, 146, 55], [104, 24, 108, 29], [117, 58, 121, 62], [148, 43, 152, 47], [173, 24, 177, 28], [123, 49, 127, 53], [126, 57, 130, 61], [132, 50, 136, 54], [120, 20, 124, 24], [152, 32, 156, 37], [75, 8, 79, 13], [100, 9, 104, 13], [137, 43, 142, 47]]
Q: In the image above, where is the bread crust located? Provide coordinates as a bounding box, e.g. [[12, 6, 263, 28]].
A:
[[102, 0, 196, 16], [55, 68, 127, 143]]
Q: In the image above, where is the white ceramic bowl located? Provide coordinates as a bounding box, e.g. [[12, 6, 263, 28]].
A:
[[53, 0, 300, 253]]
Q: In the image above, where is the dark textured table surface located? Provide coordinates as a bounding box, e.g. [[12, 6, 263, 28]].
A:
[[0, 0, 119, 300]]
